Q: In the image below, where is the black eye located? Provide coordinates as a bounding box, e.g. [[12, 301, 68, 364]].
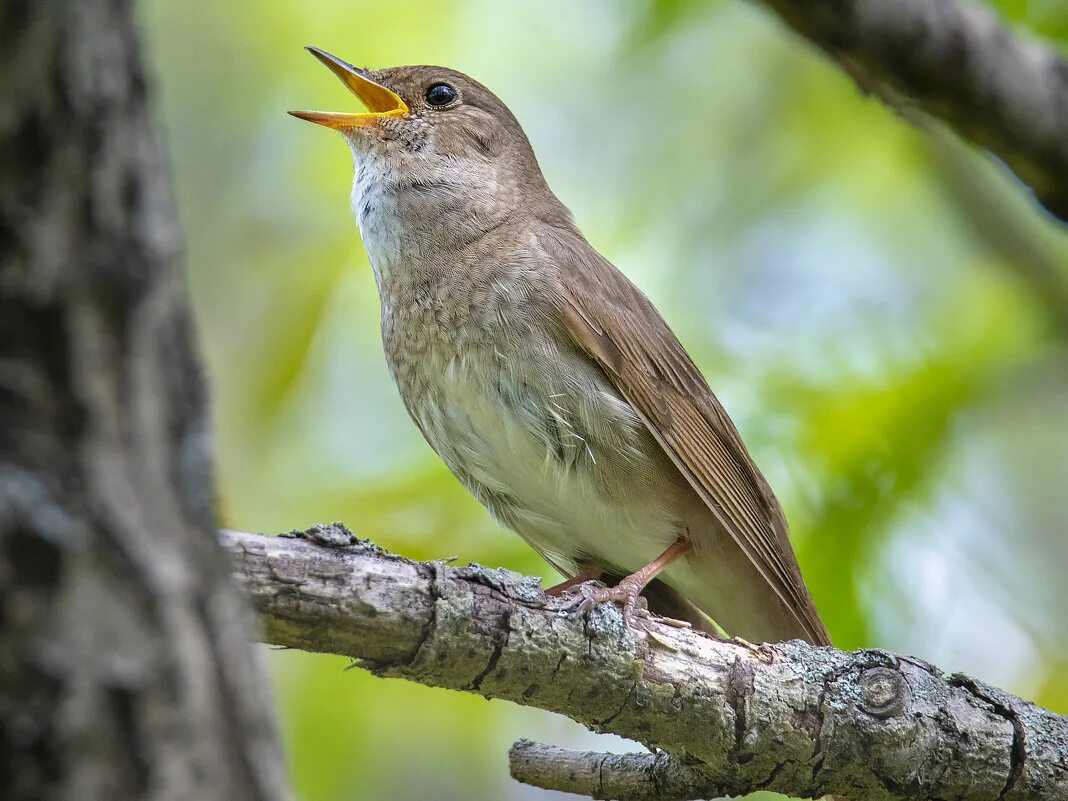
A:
[[426, 83, 457, 106]]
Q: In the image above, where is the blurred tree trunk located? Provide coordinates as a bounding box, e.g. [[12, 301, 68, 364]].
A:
[[0, 2, 290, 800]]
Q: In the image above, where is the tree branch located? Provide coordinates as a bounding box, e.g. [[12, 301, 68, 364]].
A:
[[508, 741, 712, 801], [224, 526, 1068, 801], [756, 0, 1068, 223]]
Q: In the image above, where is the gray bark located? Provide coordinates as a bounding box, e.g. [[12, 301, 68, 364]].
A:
[[756, 0, 1068, 223], [225, 526, 1068, 801], [0, 2, 288, 799]]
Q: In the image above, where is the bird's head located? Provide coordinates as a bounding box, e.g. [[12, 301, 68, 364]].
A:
[[290, 47, 562, 243]]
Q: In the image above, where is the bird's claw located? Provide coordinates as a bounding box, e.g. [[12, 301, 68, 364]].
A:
[[574, 577, 647, 624]]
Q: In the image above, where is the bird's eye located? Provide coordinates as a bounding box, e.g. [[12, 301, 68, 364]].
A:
[[425, 83, 457, 107]]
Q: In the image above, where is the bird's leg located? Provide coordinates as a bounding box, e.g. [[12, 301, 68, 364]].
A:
[[544, 565, 603, 597], [577, 539, 692, 623]]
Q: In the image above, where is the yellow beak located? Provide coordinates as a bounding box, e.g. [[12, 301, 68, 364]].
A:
[[289, 47, 408, 129]]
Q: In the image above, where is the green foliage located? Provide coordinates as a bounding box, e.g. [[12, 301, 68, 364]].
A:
[[785, 283, 1038, 648], [988, 0, 1068, 47], [142, 0, 1068, 797]]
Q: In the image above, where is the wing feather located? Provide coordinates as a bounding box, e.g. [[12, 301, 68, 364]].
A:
[[538, 224, 830, 645]]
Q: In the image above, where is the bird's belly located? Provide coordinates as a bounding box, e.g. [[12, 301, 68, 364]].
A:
[[403, 349, 682, 576]]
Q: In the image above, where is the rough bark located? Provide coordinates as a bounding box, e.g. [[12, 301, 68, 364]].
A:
[[756, 0, 1068, 223], [225, 526, 1068, 801], [0, 2, 288, 800]]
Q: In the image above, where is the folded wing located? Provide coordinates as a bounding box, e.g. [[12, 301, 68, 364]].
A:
[[538, 223, 830, 646]]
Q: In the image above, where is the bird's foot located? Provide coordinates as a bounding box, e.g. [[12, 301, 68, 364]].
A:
[[543, 568, 602, 598], [575, 576, 648, 624]]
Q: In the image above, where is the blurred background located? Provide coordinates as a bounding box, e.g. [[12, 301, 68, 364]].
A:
[[141, 1, 1068, 798]]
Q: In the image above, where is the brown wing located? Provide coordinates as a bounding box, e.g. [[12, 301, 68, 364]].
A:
[[538, 223, 830, 646]]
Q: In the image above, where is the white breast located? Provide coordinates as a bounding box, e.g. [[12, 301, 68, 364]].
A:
[[347, 144, 692, 586], [407, 339, 683, 578]]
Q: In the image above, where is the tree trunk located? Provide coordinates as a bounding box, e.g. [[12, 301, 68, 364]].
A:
[[0, 2, 289, 800]]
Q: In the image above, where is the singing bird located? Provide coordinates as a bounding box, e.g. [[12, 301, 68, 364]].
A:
[[291, 48, 831, 646]]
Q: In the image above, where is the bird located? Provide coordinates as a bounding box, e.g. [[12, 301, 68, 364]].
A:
[[290, 47, 832, 647]]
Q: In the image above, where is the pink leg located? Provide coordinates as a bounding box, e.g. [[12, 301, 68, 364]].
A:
[[545, 565, 603, 597], [578, 540, 692, 622]]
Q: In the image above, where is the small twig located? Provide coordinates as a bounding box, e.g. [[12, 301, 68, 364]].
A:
[[508, 740, 715, 801]]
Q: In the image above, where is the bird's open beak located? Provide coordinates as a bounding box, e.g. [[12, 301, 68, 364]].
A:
[[288, 47, 408, 129]]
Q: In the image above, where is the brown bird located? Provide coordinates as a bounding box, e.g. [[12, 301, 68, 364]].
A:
[[291, 47, 831, 646]]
